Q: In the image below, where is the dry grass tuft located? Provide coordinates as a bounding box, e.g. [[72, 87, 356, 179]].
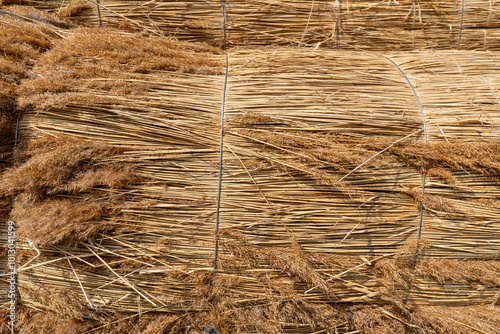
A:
[[221, 230, 327, 289], [2, 7, 500, 333], [267, 245, 330, 296], [237, 129, 500, 181], [183, 19, 211, 30], [391, 141, 500, 177], [349, 303, 500, 334], [403, 188, 463, 214], [375, 258, 500, 288], [409, 305, 500, 334], [235, 128, 500, 210], [11, 197, 118, 246], [19, 284, 96, 320], [230, 112, 279, 126], [349, 304, 408, 334], [236, 129, 393, 173], [0, 7, 62, 61], [0, 81, 16, 131], [426, 167, 458, 185], [2, 305, 202, 334]]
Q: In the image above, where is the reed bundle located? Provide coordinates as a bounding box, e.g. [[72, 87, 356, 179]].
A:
[[30, 0, 500, 50], [1, 6, 500, 331], [0, 21, 497, 332]]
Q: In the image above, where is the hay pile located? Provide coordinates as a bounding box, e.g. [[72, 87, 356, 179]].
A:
[[28, 0, 500, 50], [1, 2, 500, 334]]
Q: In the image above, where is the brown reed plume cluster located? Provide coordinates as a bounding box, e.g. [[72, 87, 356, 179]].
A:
[[234, 126, 500, 213], [0, 135, 149, 246], [18, 27, 223, 109], [2, 302, 499, 334], [235, 127, 500, 180], [57, 0, 90, 17]]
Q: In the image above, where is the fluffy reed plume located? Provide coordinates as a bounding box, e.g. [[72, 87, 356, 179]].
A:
[[236, 128, 500, 181], [18, 26, 222, 107], [19, 284, 96, 320], [1, 305, 200, 334], [2, 136, 122, 196], [375, 258, 500, 290], [0, 4, 66, 179], [0, 8, 58, 116], [9, 42, 499, 326], [220, 229, 329, 295], [0, 6, 64, 64]]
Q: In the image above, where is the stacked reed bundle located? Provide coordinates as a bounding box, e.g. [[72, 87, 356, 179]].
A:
[[218, 49, 500, 323], [30, 0, 500, 50], [0, 19, 498, 332]]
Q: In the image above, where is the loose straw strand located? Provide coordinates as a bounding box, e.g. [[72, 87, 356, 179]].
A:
[[67, 259, 94, 310], [299, 0, 315, 48]]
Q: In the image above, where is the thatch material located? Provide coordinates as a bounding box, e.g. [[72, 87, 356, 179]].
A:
[[30, 0, 500, 50], [1, 9, 500, 334]]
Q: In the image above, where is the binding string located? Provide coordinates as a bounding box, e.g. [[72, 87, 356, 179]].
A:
[[213, 0, 228, 275], [207, 3, 228, 332]]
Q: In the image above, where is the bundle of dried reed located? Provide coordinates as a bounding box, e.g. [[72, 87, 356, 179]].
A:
[[30, 0, 500, 50], [1, 2, 500, 329]]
